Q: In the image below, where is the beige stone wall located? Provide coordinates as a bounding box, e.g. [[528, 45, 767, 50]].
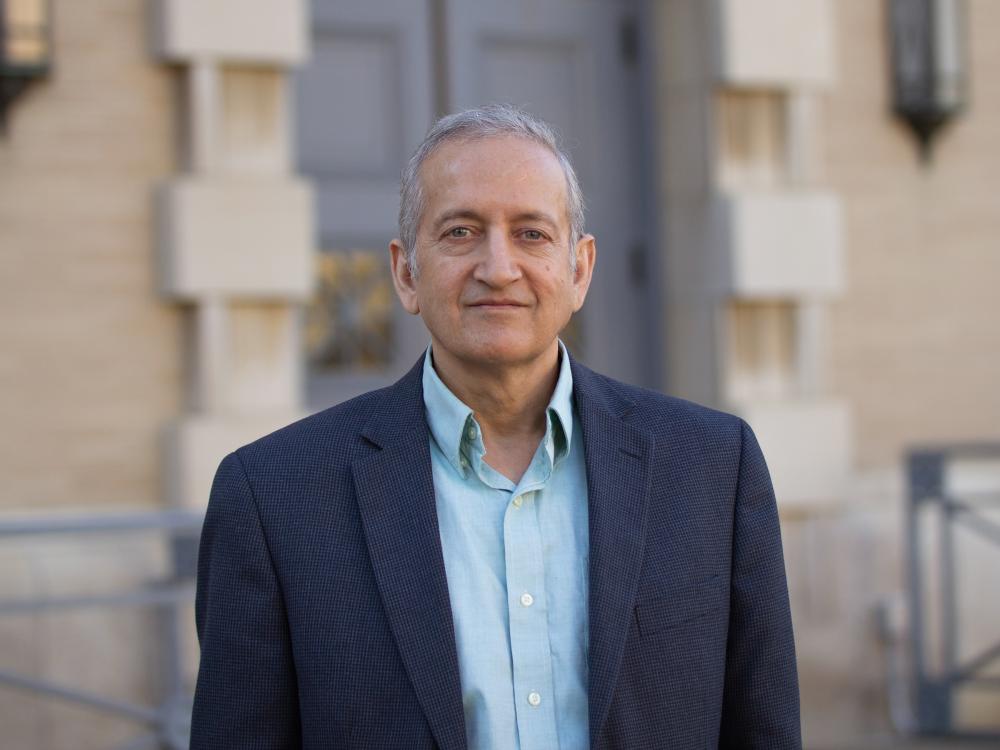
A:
[[791, 1, 1000, 742], [0, 0, 182, 512], [827, 0, 1000, 471], [0, 2, 184, 747]]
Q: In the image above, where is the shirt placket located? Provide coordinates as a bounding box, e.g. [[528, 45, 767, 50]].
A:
[[502, 454, 560, 750]]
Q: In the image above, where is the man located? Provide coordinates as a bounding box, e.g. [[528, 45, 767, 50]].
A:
[[191, 105, 800, 749]]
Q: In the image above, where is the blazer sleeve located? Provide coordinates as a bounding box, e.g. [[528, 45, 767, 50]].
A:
[[190, 451, 302, 750], [718, 420, 802, 749]]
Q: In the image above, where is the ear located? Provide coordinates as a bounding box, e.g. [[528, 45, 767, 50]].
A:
[[571, 233, 596, 311], [389, 239, 420, 315]]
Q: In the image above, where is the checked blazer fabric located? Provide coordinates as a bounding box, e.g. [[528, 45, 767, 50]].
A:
[[191, 354, 801, 750]]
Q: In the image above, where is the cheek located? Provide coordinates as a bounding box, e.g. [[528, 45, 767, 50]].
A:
[[415, 279, 461, 313]]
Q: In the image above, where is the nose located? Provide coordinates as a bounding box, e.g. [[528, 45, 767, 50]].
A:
[[473, 230, 522, 287]]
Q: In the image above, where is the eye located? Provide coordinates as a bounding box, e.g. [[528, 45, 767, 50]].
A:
[[520, 229, 547, 241], [445, 226, 472, 239]]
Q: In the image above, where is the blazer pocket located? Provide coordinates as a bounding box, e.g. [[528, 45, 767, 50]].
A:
[[634, 575, 726, 638]]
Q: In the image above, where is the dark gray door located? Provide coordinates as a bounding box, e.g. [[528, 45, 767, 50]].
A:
[[296, 0, 652, 408], [296, 0, 436, 406]]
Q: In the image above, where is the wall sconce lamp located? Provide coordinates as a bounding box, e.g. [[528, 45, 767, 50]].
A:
[[889, 0, 967, 161], [0, 0, 52, 132]]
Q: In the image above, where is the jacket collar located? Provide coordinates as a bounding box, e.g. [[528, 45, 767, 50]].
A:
[[569, 358, 654, 743], [352, 356, 468, 750]]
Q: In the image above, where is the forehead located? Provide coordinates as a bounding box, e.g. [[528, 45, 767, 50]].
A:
[[419, 136, 569, 225]]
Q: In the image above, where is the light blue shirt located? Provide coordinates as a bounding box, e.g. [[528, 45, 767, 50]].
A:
[[422, 342, 590, 750]]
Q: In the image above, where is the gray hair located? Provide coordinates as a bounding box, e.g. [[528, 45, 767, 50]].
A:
[[398, 103, 586, 275]]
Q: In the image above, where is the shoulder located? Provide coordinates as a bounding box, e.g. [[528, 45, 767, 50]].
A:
[[233, 355, 426, 467], [227, 380, 415, 488], [571, 360, 746, 448], [249, 389, 379, 452]]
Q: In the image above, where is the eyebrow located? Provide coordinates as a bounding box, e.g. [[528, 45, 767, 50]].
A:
[[511, 211, 561, 228], [432, 209, 485, 230], [431, 209, 562, 231]]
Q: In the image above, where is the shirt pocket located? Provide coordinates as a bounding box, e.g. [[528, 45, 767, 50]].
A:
[[634, 574, 726, 638]]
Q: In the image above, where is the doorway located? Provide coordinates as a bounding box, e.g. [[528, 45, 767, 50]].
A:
[[295, 0, 657, 408]]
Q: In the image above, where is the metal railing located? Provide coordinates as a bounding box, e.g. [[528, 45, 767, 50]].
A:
[[0, 509, 203, 750], [907, 443, 1000, 739]]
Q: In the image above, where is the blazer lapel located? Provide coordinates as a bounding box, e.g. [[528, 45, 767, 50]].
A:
[[571, 361, 654, 744], [351, 361, 467, 750]]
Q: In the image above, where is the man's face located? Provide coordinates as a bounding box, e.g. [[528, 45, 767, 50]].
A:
[[390, 136, 595, 373]]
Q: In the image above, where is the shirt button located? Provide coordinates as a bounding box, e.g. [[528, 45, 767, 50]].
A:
[[467, 425, 477, 440], [520, 592, 534, 607], [459, 456, 468, 468], [512, 496, 523, 508], [527, 691, 541, 707]]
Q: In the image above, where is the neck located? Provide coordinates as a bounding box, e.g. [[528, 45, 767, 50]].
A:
[[430, 342, 561, 482], [430, 341, 561, 441]]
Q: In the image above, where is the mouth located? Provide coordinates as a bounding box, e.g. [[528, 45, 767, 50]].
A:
[[468, 299, 528, 309]]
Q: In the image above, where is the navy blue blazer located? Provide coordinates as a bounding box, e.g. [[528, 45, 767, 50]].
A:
[[191, 355, 801, 749]]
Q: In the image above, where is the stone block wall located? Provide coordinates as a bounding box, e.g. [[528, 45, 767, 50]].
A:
[[0, 0, 181, 513]]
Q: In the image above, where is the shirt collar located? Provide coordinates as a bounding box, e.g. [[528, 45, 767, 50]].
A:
[[422, 347, 476, 476], [422, 341, 575, 477]]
